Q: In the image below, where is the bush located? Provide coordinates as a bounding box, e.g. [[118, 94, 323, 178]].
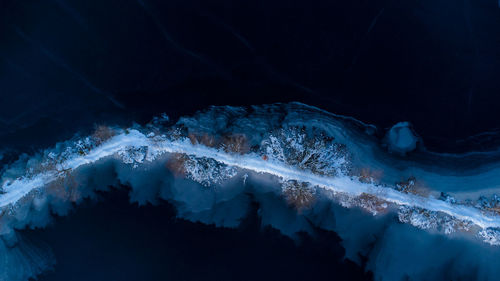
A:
[[396, 177, 430, 196], [282, 180, 316, 212], [92, 125, 116, 145], [221, 134, 249, 154], [165, 153, 187, 177]]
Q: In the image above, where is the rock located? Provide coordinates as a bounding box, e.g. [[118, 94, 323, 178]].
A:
[[385, 122, 419, 155]]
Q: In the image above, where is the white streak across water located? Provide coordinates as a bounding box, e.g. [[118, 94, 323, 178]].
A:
[[2, 129, 500, 234]]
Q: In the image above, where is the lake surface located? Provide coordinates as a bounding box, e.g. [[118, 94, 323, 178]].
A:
[[2, 0, 500, 279]]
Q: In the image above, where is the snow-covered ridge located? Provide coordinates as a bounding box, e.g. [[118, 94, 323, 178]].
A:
[[2, 125, 500, 245], [5, 103, 500, 281]]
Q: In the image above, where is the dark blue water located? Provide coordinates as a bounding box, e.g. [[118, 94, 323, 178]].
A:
[[2, 0, 500, 280], [2, 0, 500, 152], [27, 189, 370, 281]]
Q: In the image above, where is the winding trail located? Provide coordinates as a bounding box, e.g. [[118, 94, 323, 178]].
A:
[[2, 129, 500, 232]]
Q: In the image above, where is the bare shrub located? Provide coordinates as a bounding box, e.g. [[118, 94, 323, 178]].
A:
[[456, 220, 476, 233], [262, 127, 350, 176], [200, 134, 218, 147], [92, 125, 116, 145], [282, 181, 316, 212], [357, 193, 389, 215], [357, 167, 384, 184], [165, 153, 187, 177], [221, 134, 249, 154], [487, 206, 500, 215], [396, 177, 430, 196], [188, 133, 218, 147]]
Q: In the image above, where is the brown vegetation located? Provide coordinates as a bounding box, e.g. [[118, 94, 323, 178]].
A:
[[188, 133, 218, 147], [357, 193, 389, 214], [187, 132, 250, 154], [46, 171, 81, 203], [92, 125, 116, 145], [396, 177, 430, 197], [456, 220, 475, 233], [221, 134, 249, 154], [487, 206, 500, 215], [283, 181, 316, 212], [165, 153, 187, 177], [357, 168, 384, 184]]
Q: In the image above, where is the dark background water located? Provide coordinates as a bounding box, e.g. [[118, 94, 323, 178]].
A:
[[1, 0, 500, 280], [28, 189, 371, 281], [2, 0, 500, 153]]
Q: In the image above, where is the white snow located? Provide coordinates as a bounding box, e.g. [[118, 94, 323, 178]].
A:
[[2, 129, 500, 237]]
